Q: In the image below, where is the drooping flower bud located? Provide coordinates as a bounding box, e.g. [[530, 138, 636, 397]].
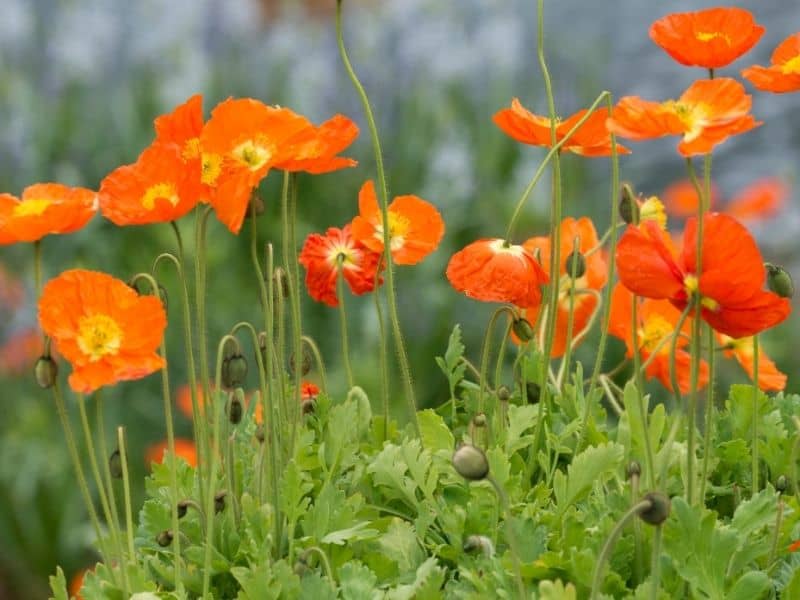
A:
[[472, 413, 487, 428], [626, 460, 641, 480], [619, 182, 639, 225], [156, 530, 174, 547], [776, 475, 788, 494], [496, 385, 511, 402], [638, 492, 671, 526], [523, 381, 541, 404], [452, 444, 490, 481], [227, 393, 243, 425], [765, 263, 794, 299], [109, 449, 123, 479], [255, 425, 266, 443], [564, 250, 587, 279], [512, 317, 534, 343], [177, 499, 190, 519], [289, 346, 312, 376], [222, 354, 248, 389], [214, 490, 227, 514], [34, 355, 58, 389], [462, 534, 495, 557]]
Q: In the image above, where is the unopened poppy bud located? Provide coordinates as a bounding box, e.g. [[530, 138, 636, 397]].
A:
[[301, 398, 316, 415], [177, 499, 190, 519], [452, 444, 490, 481], [524, 381, 541, 404], [638, 492, 670, 526], [512, 317, 534, 343], [765, 263, 794, 299], [255, 425, 265, 443], [227, 395, 243, 425], [565, 250, 586, 279], [496, 385, 511, 402], [776, 475, 788, 494], [626, 460, 641, 480], [222, 354, 248, 389], [156, 530, 173, 547], [34, 355, 58, 389], [289, 347, 312, 376], [463, 534, 495, 557], [619, 182, 639, 225], [472, 413, 487, 428], [109, 449, 123, 479], [293, 553, 309, 576], [214, 490, 227, 514]]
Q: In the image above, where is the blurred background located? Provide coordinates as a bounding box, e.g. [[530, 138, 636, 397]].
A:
[[0, 0, 798, 596]]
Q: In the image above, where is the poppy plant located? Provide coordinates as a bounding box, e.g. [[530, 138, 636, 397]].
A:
[[649, 7, 764, 70], [609, 283, 708, 393], [718, 334, 786, 391], [607, 78, 760, 157], [38, 269, 167, 393], [520, 217, 607, 357], [298, 224, 383, 307], [493, 99, 629, 156], [350, 180, 445, 265], [446, 238, 549, 309], [0, 183, 97, 244], [742, 33, 800, 93], [154, 94, 205, 162], [615, 213, 791, 338]]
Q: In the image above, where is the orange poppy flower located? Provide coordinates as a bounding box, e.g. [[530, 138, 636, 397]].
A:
[[0, 183, 96, 244], [520, 217, 607, 356], [742, 33, 800, 93], [663, 179, 720, 218], [154, 94, 204, 160], [146, 438, 198, 468], [298, 224, 383, 307], [273, 114, 359, 173], [649, 7, 764, 69], [493, 99, 629, 156], [0, 327, 42, 377], [726, 178, 787, 221], [607, 78, 760, 156], [718, 334, 786, 391], [609, 283, 708, 393], [38, 270, 167, 393], [99, 143, 203, 225], [615, 213, 791, 338], [176, 383, 212, 419], [789, 540, 800, 552], [350, 180, 445, 265], [255, 380, 319, 424], [446, 238, 549, 309]]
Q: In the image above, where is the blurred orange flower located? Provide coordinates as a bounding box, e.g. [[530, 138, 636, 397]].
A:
[[742, 33, 800, 93], [350, 180, 444, 265], [607, 78, 760, 156], [176, 383, 212, 419], [299, 225, 383, 307], [99, 143, 203, 225], [146, 438, 197, 468], [521, 217, 607, 357], [69, 567, 89, 600], [493, 99, 629, 156], [663, 179, 720, 218], [726, 178, 787, 221], [649, 7, 764, 69], [446, 238, 548, 309], [718, 334, 786, 391], [609, 283, 708, 393], [38, 270, 166, 393], [0, 328, 42, 377], [0, 183, 96, 244], [615, 213, 790, 338]]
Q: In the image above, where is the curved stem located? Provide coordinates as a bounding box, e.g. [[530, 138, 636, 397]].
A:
[[336, 0, 418, 435], [478, 307, 516, 416], [304, 546, 336, 588], [301, 335, 329, 395], [335, 260, 354, 389]]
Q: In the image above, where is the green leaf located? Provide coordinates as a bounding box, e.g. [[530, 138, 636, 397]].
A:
[[49, 567, 69, 600], [538, 579, 577, 600], [386, 557, 444, 600], [321, 521, 380, 545], [554, 442, 624, 513], [378, 518, 425, 576], [338, 561, 380, 600], [418, 409, 454, 453], [726, 571, 770, 600], [280, 460, 313, 525], [504, 404, 539, 455], [437, 324, 467, 394]]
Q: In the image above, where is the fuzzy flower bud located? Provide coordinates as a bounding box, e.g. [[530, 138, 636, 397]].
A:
[[452, 444, 490, 481]]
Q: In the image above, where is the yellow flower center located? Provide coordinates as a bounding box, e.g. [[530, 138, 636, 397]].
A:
[[639, 314, 674, 354], [327, 244, 357, 269], [201, 153, 223, 185], [781, 55, 800, 75], [232, 138, 274, 171], [695, 31, 731, 45], [141, 182, 179, 210], [684, 274, 720, 311], [640, 196, 667, 230], [375, 211, 411, 251], [13, 198, 52, 217], [182, 137, 201, 161], [673, 102, 711, 143], [77, 314, 123, 362]]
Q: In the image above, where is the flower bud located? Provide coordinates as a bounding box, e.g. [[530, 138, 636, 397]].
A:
[[765, 263, 794, 299], [222, 354, 248, 389], [512, 317, 534, 343], [496, 385, 511, 402], [626, 460, 641, 480], [177, 499, 190, 519], [227, 395, 243, 425], [523, 381, 541, 404], [156, 530, 173, 547], [289, 347, 312, 376], [564, 250, 586, 279], [462, 534, 495, 557], [34, 355, 58, 389], [301, 398, 316, 415], [255, 425, 266, 443], [157, 284, 169, 313], [619, 182, 639, 225], [638, 492, 670, 526], [109, 449, 123, 479], [214, 490, 227, 514], [452, 444, 489, 481], [776, 475, 788, 494], [472, 413, 487, 428]]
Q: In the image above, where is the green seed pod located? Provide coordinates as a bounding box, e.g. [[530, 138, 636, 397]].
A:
[[619, 182, 639, 225], [638, 492, 671, 526], [214, 490, 227, 514], [765, 263, 794, 299], [34, 355, 58, 389], [512, 317, 534, 343], [109, 449, 123, 479], [463, 534, 495, 557], [452, 444, 490, 481], [222, 354, 248, 389], [626, 460, 641, 480], [496, 385, 511, 402], [156, 530, 173, 547], [565, 250, 586, 279]]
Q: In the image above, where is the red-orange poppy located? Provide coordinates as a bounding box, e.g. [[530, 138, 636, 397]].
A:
[[69, 568, 89, 600], [350, 180, 444, 265], [615, 213, 791, 338], [446, 238, 549, 309], [789, 540, 800, 552], [301, 381, 320, 400], [0, 184, 96, 244], [663, 179, 720, 218], [607, 78, 760, 156], [273, 114, 359, 173], [154, 94, 204, 160], [520, 217, 607, 356], [146, 438, 198, 468], [742, 33, 800, 93], [298, 225, 383, 307], [0, 328, 41, 377], [493, 99, 629, 156], [718, 334, 786, 391], [610, 283, 708, 393], [176, 383, 212, 419], [99, 143, 202, 225], [649, 7, 764, 69], [38, 270, 166, 393], [726, 178, 787, 221]]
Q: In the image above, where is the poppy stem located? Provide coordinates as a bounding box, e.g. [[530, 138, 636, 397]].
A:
[[478, 307, 515, 418], [371, 269, 390, 440], [194, 206, 215, 477], [768, 494, 784, 567], [752, 335, 760, 495], [336, 0, 419, 437], [650, 524, 663, 600], [557, 236, 582, 391], [336, 257, 355, 389], [115, 427, 136, 562], [300, 335, 328, 395], [699, 324, 716, 503]]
